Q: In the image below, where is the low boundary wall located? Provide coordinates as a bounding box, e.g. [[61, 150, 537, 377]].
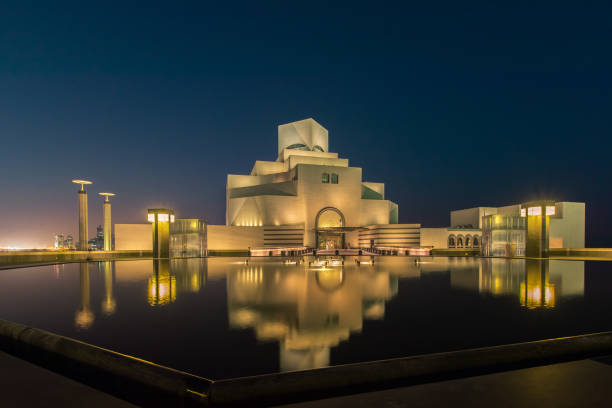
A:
[[0, 319, 211, 407], [431, 248, 480, 256], [0, 250, 152, 269], [550, 248, 612, 259], [2, 319, 612, 407]]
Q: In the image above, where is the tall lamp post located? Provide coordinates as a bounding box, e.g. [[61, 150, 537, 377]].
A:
[[98, 192, 115, 251], [72, 179, 92, 251]]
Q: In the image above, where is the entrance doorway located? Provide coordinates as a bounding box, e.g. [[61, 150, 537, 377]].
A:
[[315, 207, 346, 249], [318, 233, 343, 249]]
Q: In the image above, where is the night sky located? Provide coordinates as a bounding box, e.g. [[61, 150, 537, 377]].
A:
[[1, 1, 611, 248]]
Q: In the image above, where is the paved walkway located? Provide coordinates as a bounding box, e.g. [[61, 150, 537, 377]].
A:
[[2, 351, 612, 407], [0, 351, 136, 407], [275, 357, 612, 408]]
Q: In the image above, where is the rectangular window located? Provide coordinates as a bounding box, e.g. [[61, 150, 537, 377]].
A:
[[322, 173, 329, 183], [331, 173, 338, 184]]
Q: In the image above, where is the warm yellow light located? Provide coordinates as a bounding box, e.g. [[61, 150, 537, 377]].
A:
[[158, 214, 169, 222], [528, 207, 541, 216], [147, 214, 155, 222], [170, 215, 175, 223], [72, 179, 92, 185], [546, 206, 555, 216], [520, 208, 526, 217], [98, 192, 115, 197]]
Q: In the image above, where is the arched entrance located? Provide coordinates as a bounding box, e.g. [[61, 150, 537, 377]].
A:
[[315, 207, 345, 249]]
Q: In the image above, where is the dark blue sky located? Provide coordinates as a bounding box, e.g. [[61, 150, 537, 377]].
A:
[[1, 1, 611, 247]]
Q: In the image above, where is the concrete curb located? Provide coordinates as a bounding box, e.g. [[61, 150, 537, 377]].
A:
[[208, 331, 612, 406], [0, 319, 211, 407], [2, 318, 612, 407]]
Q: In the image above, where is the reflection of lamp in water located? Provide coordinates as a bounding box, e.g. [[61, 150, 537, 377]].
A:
[[100, 261, 116, 315], [72, 179, 92, 250], [75, 263, 94, 329], [148, 260, 176, 306], [98, 193, 115, 251], [520, 260, 555, 308]]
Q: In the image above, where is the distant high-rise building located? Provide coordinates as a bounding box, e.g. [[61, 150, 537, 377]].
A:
[[54, 234, 65, 249], [54, 233, 75, 249], [65, 235, 74, 249], [89, 225, 105, 250]]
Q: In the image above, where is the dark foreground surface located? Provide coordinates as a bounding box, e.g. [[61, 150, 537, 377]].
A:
[[3, 350, 612, 407]]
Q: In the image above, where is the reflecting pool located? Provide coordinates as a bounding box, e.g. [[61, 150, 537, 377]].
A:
[[1, 257, 611, 379]]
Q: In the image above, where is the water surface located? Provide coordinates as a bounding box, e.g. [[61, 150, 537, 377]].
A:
[[0, 256, 610, 379]]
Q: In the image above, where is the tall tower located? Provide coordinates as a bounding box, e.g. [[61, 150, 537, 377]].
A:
[[98, 193, 115, 251], [522, 201, 556, 259], [147, 208, 175, 258], [72, 180, 92, 251]]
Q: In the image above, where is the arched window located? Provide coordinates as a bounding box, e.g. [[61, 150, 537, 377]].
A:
[[322, 173, 330, 183], [473, 236, 480, 247], [331, 173, 338, 184], [465, 236, 471, 248], [312, 145, 325, 152], [316, 207, 345, 228], [457, 237, 464, 248], [286, 143, 310, 151], [448, 236, 456, 248]]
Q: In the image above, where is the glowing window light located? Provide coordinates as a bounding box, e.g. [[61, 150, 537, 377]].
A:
[[520, 209, 526, 217], [546, 206, 556, 216], [158, 213, 169, 222], [528, 207, 541, 216], [170, 214, 175, 223], [147, 213, 155, 222]]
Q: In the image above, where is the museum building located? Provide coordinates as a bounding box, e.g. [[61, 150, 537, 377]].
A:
[[218, 118, 419, 250]]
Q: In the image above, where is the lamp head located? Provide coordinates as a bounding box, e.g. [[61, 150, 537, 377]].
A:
[[98, 192, 115, 202], [72, 179, 93, 191], [147, 208, 175, 223]]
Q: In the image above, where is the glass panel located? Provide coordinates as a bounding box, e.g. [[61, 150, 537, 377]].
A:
[[322, 173, 329, 183]]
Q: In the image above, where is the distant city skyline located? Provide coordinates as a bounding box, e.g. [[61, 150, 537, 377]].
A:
[[1, 2, 611, 248]]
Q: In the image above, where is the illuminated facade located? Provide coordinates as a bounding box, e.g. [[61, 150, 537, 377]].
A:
[[225, 118, 405, 249], [421, 201, 585, 252], [170, 219, 207, 258]]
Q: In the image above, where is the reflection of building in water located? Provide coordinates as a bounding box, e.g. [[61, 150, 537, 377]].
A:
[[520, 261, 555, 308], [226, 262, 398, 372], [75, 263, 94, 329], [148, 261, 176, 306], [449, 258, 584, 309], [171, 258, 207, 293], [100, 261, 116, 315], [147, 259, 208, 306]]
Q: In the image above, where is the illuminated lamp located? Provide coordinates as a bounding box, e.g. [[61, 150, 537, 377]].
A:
[[528, 207, 542, 216], [147, 208, 175, 258]]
